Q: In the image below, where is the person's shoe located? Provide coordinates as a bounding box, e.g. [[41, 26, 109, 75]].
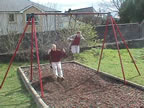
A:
[[50, 65, 52, 69], [57, 77, 60, 82], [60, 77, 64, 81]]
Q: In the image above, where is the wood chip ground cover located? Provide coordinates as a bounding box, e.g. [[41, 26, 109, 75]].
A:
[[23, 63, 144, 107]]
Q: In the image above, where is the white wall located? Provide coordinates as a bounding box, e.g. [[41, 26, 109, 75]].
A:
[[0, 13, 9, 35], [0, 13, 24, 35], [42, 14, 64, 31], [42, 15, 55, 31], [0, 12, 63, 36]]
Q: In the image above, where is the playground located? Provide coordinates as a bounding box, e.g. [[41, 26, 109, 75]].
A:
[[20, 62, 144, 107], [1, 10, 144, 108], [1, 47, 144, 107]]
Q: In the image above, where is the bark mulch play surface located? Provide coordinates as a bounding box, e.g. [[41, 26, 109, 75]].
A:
[[23, 62, 144, 108]]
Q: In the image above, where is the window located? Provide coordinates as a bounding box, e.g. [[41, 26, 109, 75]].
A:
[[26, 14, 39, 24], [9, 14, 15, 22]]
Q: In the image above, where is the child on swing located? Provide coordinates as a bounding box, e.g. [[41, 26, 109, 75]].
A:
[[48, 44, 66, 81]]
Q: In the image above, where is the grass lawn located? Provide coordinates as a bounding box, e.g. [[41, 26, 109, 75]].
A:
[[74, 48, 144, 86], [0, 62, 37, 108], [0, 48, 144, 107]]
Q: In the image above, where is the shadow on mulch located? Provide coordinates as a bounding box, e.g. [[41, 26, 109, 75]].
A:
[[32, 76, 54, 89]]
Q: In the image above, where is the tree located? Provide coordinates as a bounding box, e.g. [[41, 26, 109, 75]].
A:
[[111, 0, 125, 12], [119, 0, 144, 23], [98, 0, 124, 18]]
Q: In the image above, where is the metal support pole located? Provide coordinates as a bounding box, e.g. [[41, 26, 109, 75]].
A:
[[34, 12, 109, 16], [97, 16, 110, 72], [110, 16, 126, 84], [0, 20, 31, 89], [33, 16, 44, 97], [112, 18, 141, 76], [30, 15, 34, 81]]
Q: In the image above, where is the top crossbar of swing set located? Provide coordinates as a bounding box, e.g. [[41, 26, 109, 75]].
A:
[[33, 12, 110, 16]]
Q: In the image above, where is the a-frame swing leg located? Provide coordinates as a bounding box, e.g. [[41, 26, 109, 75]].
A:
[[97, 16, 141, 84], [112, 17, 141, 76], [32, 17, 44, 97], [97, 16, 110, 72], [0, 20, 31, 89], [110, 16, 126, 84], [30, 16, 34, 82]]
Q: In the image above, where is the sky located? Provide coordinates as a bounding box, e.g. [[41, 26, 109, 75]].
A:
[[31, 0, 112, 12]]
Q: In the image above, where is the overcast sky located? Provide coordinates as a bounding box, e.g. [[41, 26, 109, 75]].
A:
[[31, 0, 111, 12]]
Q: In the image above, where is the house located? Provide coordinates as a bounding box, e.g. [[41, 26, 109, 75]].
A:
[[66, 7, 96, 20], [69, 6, 96, 13], [65, 7, 106, 25], [0, 0, 61, 35]]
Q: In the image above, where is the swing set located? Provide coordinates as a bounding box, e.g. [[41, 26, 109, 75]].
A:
[[0, 11, 141, 98]]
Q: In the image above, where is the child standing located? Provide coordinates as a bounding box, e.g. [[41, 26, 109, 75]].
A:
[[67, 31, 85, 54]]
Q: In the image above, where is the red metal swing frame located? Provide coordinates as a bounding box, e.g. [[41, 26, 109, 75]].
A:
[[0, 12, 141, 98], [97, 15, 141, 84]]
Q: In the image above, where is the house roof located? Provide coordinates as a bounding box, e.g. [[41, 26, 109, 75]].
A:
[[68, 7, 96, 13], [0, 0, 60, 12]]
